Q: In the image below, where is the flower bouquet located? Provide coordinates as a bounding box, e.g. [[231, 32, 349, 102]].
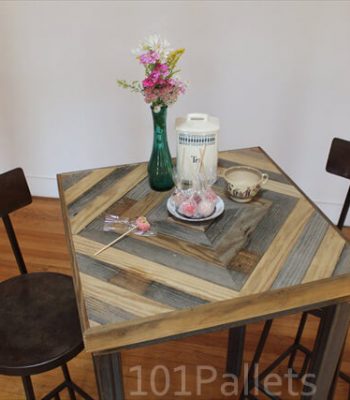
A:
[[118, 35, 187, 191]]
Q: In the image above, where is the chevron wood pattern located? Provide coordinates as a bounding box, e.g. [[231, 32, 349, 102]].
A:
[[57, 147, 350, 354]]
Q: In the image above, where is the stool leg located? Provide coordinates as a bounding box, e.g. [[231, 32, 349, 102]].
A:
[[240, 319, 273, 399], [301, 303, 350, 400], [226, 326, 246, 376], [22, 376, 36, 400], [62, 363, 77, 400]]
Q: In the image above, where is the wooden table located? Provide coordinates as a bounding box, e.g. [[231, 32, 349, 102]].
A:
[[57, 147, 350, 399]]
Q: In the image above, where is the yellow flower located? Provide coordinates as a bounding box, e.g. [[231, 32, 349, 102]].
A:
[[167, 48, 185, 71]]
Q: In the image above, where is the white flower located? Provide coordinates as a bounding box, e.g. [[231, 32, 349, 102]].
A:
[[132, 34, 172, 62], [153, 105, 161, 113]]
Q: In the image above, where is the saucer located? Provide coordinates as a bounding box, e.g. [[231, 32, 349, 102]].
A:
[[167, 196, 224, 222]]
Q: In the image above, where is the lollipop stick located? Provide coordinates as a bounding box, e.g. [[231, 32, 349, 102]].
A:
[[94, 226, 136, 256]]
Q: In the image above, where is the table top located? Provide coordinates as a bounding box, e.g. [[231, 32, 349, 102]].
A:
[[57, 147, 350, 354]]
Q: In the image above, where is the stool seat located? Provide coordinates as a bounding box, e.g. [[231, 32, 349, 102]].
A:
[[0, 272, 83, 376]]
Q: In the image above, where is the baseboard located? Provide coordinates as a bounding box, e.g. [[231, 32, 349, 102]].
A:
[[26, 175, 59, 198], [26, 175, 350, 226]]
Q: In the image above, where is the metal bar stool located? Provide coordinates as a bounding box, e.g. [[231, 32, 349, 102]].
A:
[[239, 138, 350, 399], [0, 168, 94, 400]]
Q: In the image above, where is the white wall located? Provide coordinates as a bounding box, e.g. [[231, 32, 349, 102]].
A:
[[0, 1, 350, 223]]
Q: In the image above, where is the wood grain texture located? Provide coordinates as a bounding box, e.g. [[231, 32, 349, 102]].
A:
[[74, 235, 239, 303], [219, 148, 281, 174], [64, 167, 118, 205], [1, 198, 350, 400], [57, 148, 350, 355], [240, 199, 314, 295], [69, 164, 147, 234], [302, 226, 345, 283]]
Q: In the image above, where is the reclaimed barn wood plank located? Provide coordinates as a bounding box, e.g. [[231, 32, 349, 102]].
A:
[[334, 244, 350, 276], [264, 179, 302, 198], [121, 190, 169, 219], [77, 254, 207, 312], [68, 166, 133, 219], [302, 226, 345, 283], [244, 191, 298, 256], [64, 167, 118, 205], [83, 274, 350, 352], [80, 273, 174, 317], [271, 212, 329, 289], [79, 227, 247, 291], [74, 235, 240, 301], [85, 296, 137, 325], [220, 148, 280, 174], [70, 164, 147, 234], [59, 170, 91, 191], [240, 199, 314, 294]]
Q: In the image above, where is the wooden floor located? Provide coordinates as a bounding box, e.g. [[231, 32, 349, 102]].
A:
[[0, 197, 349, 399]]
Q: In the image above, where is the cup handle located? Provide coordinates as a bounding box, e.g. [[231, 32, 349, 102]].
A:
[[261, 173, 269, 184]]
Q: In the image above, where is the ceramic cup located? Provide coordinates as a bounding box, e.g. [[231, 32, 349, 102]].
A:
[[224, 166, 269, 203]]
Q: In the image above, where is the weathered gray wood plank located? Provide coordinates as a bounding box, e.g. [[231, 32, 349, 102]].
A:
[[76, 253, 208, 314], [271, 212, 329, 289], [59, 170, 91, 191], [333, 243, 350, 276], [68, 166, 134, 218]]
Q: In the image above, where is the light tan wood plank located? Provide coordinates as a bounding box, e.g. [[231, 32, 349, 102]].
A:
[[264, 179, 302, 198], [240, 199, 314, 295], [220, 149, 280, 173], [64, 167, 117, 205], [70, 164, 147, 234], [81, 273, 173, 317], [84, 274, 350, 352], [73, 235, 239, 302], [302, 226, 345, 283], [89, 319, 101, 328]]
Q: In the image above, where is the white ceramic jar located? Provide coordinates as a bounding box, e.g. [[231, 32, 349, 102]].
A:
[[175, 113, 219, 184]]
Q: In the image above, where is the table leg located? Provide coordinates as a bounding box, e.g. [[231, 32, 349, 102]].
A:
[[226, 326, 246, 376], [93, 352, 125, 400], [301, 302, 350, 400]]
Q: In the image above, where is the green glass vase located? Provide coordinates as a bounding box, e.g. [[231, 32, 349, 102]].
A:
[[148, 106, 174, 191]]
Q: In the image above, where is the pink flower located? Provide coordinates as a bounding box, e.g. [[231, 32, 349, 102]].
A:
[[157, 63, 169, 76], [142, 77, 155, 88], [139, 51, 159, 65]]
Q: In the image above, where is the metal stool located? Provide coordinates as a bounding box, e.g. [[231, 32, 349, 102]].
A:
[[0, 168, 94, 400]]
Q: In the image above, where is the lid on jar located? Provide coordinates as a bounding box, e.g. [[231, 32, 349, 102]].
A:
[[176, 113, 219, 134]]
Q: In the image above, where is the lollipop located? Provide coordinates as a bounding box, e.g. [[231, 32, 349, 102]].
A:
[[95, 215, 151, 255]]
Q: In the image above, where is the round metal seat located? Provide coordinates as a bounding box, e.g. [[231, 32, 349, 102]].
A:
[[0, 272, 83, 376]]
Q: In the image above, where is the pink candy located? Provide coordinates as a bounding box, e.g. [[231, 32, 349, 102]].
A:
[[135, 216, 151, 232], [174, 187, 218, 219], [178, 200, 197, 218]]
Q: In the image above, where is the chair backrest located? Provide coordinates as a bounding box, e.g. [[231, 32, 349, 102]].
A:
[[326, 138, 350, 229], [0, 168, 32, 274], [326, 138, 350, 180]]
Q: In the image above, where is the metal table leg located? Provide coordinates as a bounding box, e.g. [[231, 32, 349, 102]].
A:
[[226, 326, 246, 376], [301, 302, 350, 400], [93, 352, 125, 400]]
